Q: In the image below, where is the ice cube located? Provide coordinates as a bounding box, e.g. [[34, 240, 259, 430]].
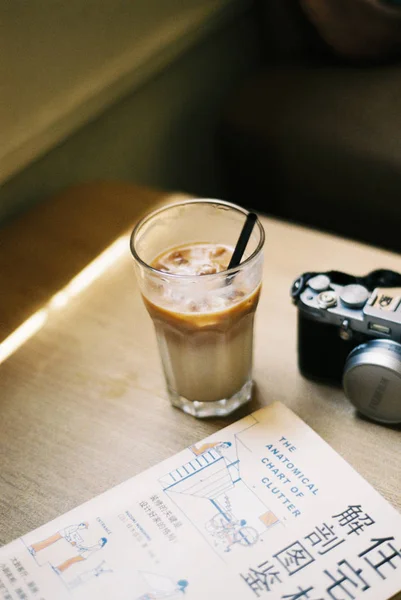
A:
[[197, 264, 217, 275], [170, 250, 188, 266], [210, 246, 226, 258]]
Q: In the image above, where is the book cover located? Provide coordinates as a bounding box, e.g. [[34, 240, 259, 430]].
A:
[[0, 401, 400, 599]]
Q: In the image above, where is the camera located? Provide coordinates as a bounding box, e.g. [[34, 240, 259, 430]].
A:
[[291, 269, 401, 424]]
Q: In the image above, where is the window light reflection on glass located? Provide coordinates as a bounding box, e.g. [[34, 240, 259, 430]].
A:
[[0, 234, 129, 365]]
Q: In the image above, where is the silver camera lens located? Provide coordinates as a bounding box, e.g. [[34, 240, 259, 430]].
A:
[[343, 339, 401, 424]]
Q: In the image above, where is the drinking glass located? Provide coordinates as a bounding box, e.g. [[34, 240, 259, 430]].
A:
[[130, 199, 265, 418]]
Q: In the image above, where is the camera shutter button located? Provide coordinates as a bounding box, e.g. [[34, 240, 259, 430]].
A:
[[340, 284, 370, 308]]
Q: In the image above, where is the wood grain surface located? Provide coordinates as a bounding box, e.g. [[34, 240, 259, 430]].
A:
[[0, 182, 400, 548]]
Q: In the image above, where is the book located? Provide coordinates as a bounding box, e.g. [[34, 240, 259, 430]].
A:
[[0, 401, 400, 599]]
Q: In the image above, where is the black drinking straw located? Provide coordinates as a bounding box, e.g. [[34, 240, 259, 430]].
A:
[[227, 212, 258, 270]]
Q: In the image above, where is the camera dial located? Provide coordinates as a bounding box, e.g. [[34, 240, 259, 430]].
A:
[[307, 275, 330, 292], [339, 284, 370, 308], [317, 290, 337, 309]]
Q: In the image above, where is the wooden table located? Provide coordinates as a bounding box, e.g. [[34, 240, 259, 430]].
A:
[[1, 182, 400, 547]]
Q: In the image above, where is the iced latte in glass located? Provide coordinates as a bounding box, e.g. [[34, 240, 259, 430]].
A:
[[130, 200, 264, 418]]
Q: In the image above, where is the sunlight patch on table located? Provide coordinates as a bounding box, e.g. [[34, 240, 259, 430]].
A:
[[0, 234, 129, 365]]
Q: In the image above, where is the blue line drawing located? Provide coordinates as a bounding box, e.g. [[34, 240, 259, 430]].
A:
[[26, 524, 108, 578], [205, 499, 259, 553], [51, 538, 108, 575], [24, 522, 110, 594], [136, 572, 188, 599], [68, 560, 113, 590], [159, 416, 280, 557], [28, 523, 90, 557]]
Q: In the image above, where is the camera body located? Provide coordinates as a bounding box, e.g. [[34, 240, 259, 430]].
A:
[[291, 269, 401, 424]]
